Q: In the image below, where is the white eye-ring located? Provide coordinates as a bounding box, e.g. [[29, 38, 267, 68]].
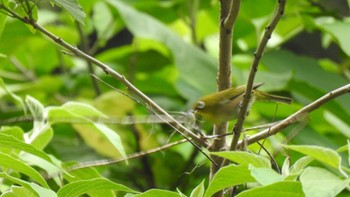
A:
[[196, 101, 205, 109]]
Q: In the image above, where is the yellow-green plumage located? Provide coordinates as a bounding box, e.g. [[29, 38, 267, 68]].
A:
[[192, 83, 292, 125]]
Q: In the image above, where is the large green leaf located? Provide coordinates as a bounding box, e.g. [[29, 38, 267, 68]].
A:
[[211, 151, 271, 168], [47, 102, 127, 158], [0, 133, 61, 185], [285, 145, 346, 176], [314, 18, 350, 56], [263, 50, 347, 93], [263, 50, 350, 127], [106, 0, 217, 101], [204, 165, 256, 197], [57, 178, 138, 197], [92, 1, 114, 45], [133, 189, 181, 197], [300, 167, 350, 197], [236, 181, 304, 197], [0, 172, 57, 197], [250, 166, 283, 186], [0, 133, 52, 162], [50, 0, 86, 24], [0, 153, 49, 188], [289, 156, 314, 175], [190, 180, 205, 197]]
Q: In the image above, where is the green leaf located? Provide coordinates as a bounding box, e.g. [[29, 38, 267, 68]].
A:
[[57, 178, 138, 197], [29, 183, 57, 197], [0, 153, 49, 188], [92, 1, 114, 45], [60, 102, 106, 117], [133, 189, 181, 197], [25, 95, 45, 129], [0, 78, 27, 114], [190, 180, 205, 197], [263, 50, 350, 125], [0, 133, 52, 162], [236, 181, 305, 197], [281, 157, 290, 177], [289, 156, 313, 175], [211, 151, 271, 168], [285, 145, 346, 176], [50, 0, 86, 24], [1, 185, 35, 197], [250, 166, 283, 186], [20, 153, 63, 187], [300, 167, 350, 197], [263, 50, 347, 93], [25, 95, 44, 119], [204, 165, 256, 197], [47, 102, 127, 158], [315, 18, 350, 56], [29, 126, 53, 150], [0, 126, 25, 141], [25, 96, 52, 148], [0, 131, 60, 184], [0, 172, 56, 197], [106, 0, 217, 100], [63, 169, 115, 197]]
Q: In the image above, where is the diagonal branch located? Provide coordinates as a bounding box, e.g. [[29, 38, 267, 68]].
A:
[[0, 4, 216, 163], [229, 0, 286, 152], [239, 83, 350, 147]]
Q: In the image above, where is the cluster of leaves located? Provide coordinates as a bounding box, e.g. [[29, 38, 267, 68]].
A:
[[0, 0, 350, 196]]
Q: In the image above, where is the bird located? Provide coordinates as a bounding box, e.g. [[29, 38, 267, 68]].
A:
[[192, 83, 292, 125]]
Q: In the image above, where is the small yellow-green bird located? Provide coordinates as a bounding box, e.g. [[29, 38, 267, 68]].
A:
[[192, 83, 292, 125]]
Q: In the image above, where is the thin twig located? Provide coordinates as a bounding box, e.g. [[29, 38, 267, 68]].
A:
[[45, 139, 188, 179], [67, 139, 188, 171], [9, 56, 36, 80], [76, 22, 101, 96], [258, 104, 279, 154]]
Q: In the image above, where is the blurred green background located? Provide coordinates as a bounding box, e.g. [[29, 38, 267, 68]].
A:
[[0, 0, 350, 194]]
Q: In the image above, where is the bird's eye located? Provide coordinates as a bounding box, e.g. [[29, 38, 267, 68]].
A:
[[196, 101, 205, 109]]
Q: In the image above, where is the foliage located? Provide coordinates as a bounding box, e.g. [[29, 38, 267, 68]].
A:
[[0, 0, 350, 196]]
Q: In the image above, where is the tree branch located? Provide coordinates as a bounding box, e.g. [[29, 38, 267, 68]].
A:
[[210, 0, 241, 183], [223, 0, 241, 29], [47, 139, 188, 178], [239, 83, 350, 147], [0, 4, 216, 163], [229, 0, 286, 152]]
